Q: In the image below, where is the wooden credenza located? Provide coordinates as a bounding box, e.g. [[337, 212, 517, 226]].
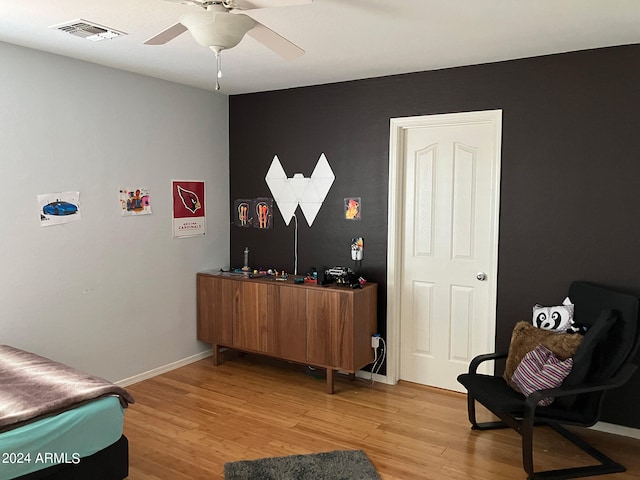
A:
[[196, 271, 377, 393]]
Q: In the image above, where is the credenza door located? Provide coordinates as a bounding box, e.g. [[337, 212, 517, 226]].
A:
[[306, 289, 354, 370], [233, 281, 268, 352], [266, 284, 307, 361], [197, 275, 233, 346]]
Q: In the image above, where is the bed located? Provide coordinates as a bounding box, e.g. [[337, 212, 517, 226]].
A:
[[0, 345, 134, 480]]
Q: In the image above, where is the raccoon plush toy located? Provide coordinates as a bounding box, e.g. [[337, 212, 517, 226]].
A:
[[532, 297, 581, 333]]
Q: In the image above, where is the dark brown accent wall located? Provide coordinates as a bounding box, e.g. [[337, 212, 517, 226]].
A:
[[230, 44, 640, 427]]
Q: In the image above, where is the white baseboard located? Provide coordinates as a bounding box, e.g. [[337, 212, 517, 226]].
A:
[[115, 350, 212, 387], [355, 370, 391, 384], [116, 350, 389, 389], [589, 421, 640, 440]]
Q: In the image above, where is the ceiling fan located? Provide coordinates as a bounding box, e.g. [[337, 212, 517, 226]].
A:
[[145, 0, 312, 90]]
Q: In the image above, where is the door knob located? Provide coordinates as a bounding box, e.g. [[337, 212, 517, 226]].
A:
[[476, 272, 487, 281]]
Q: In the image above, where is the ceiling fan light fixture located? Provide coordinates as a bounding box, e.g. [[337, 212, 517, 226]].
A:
[[180, 11, 255, 50]]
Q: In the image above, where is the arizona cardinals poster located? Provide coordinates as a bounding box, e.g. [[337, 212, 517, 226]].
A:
[[172, 180, 206, 238]]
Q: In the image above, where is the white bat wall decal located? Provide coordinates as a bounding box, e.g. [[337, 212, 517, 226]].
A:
[[265, 153, 335, 226]]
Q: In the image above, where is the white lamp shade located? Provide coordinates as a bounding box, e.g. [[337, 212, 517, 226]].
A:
[[180, 11, 255, 49]]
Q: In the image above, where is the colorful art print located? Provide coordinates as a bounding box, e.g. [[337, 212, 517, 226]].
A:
[[38, 191, 81, 227], [172, 180, 206, 238], [119, 187, 152, 216], [234, 199, 252, 227], [344, 197, 361, 220], [253, 198, 273, 229]]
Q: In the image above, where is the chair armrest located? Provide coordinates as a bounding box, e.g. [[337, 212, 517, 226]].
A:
[[469, 351, 509, 374], [524, 363, 638, 416]]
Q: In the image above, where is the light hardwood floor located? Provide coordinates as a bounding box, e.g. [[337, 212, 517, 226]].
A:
[[123, 353, 640, 479]]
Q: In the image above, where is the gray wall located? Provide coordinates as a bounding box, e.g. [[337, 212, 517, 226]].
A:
[[0, 42, 229, 382]]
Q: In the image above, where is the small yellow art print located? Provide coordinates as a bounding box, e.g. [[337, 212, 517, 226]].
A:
[[344, 197, 361, 220]]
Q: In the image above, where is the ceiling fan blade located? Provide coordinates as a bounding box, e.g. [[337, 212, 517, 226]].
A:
[[144, 22, 189, 45], [247, 22, 304, 59], [159, 0, 202, 5], [160, 0, 204, 5], [231, 0, 312, 10]]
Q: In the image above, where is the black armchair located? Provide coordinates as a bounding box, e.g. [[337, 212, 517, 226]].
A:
[[457, 281, 640, 479]]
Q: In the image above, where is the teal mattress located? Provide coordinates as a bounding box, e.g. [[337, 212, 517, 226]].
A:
[[0, 395, 124, 480]]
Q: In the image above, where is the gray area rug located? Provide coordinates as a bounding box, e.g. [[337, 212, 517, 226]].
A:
[[224, 449, 380, 480]]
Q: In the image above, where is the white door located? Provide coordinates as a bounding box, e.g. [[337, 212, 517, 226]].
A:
[[394, 111, 501, 392]]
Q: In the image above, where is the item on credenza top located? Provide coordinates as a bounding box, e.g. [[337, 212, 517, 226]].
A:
[[326, 266, 350, 277], [321, 266, 364, 288], [242, 246, 250, 271], [303, 267, 319, 284], [351, 237, 364, 261]]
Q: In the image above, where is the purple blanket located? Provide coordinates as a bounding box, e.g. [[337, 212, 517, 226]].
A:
[[0, 345, 134, 430]]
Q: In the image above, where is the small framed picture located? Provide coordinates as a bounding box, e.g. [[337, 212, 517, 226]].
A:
[[253, 198, 273, 229], [234, 199, 252, 227], [344, 197, 361, 220], [120, 187, 152, 216]]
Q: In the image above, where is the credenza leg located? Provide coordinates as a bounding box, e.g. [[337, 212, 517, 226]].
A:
[[326, 368, 335, 394], [212, 344, 221, 366]]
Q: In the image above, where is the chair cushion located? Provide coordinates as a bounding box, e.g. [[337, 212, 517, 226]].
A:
[[511, 344, 573, 406], [503, 321, 583, 389]]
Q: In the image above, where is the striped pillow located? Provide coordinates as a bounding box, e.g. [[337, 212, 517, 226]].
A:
[[511, 344, 573, 406]]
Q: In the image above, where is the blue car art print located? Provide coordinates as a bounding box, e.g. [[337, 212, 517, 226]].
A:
[[43, 200, 78, 216], [38, 191, 82, 227]]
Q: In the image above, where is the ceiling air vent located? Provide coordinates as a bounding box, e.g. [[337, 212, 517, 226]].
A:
[[50, 19, 127, 42]]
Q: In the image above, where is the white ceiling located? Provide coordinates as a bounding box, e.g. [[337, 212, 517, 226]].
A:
[[1, 0, 639, 95]]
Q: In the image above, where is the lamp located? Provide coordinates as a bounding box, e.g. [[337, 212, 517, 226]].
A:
[[180, 10, 255, 50], [180, 5, 256, 89]]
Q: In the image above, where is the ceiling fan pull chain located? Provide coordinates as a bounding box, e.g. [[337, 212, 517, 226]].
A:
[[214, 49, 222, 91]]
